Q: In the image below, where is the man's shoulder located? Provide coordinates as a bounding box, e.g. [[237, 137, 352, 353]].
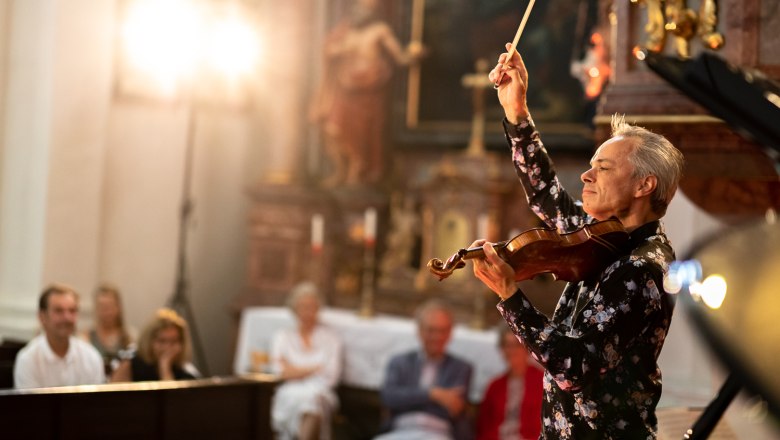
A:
[[626, 233, 674, 270], [69, 336, 103, 361], [443, 353, 473, 373], [388, 350, 417, 364], [15, 334, 45, 360]]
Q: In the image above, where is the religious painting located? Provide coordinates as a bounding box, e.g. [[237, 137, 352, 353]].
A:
[[389, 0, 602, 149]]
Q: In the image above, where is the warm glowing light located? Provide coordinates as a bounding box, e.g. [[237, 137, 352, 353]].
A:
[[693, 275, 728, 309], [633, 46, 646, 61], [588, 67, 601, 78], [120, 0, 261, 99], [767, 92, 780, 109], [122, 0, 203, 96], [206, 15, 260, 77]]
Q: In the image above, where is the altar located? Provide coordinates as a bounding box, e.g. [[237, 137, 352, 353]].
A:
[[234, 307, 510, 402]]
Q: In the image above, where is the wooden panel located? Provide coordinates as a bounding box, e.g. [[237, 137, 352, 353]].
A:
[[0, 394, 57, 438], [0, 377, 277, 440], [163, 385, 253, 439], [60, 391, 158, 440]]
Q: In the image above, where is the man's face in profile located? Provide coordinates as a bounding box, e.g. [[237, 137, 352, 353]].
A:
[[39, 292, 78, 341]]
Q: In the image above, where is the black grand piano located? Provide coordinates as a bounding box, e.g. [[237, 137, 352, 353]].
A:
[[645, 50, 780, 439]]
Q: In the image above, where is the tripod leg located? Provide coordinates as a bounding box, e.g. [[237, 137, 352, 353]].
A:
[[169, 276, 210, 377], [683, 373, 741, 439], [179, 287, 210, 377]]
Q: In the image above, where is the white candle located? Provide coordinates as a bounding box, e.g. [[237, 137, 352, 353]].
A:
[[311, 214, 324, 251], [477, 214, 489, 239], [364, 207, 377, 245]]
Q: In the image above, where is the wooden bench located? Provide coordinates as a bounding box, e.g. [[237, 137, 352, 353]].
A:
[[0, 374, 277, 440]]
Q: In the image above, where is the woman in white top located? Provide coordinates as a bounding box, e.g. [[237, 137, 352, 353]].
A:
[[270, 281, 343, 440]]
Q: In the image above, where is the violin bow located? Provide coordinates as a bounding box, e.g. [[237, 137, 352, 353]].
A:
[[493, 0, 537, 89]]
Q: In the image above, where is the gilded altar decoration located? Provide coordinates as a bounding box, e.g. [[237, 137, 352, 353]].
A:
[[631, 0, 724, 58]]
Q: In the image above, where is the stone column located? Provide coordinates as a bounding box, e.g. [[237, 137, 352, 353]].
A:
[[0, 0, 112, 340]]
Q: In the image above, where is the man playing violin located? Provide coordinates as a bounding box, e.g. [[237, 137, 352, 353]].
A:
[[472, 43, 684, 439]]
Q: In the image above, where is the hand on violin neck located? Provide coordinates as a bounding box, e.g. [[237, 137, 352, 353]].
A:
[[471, 240, 518, 301]]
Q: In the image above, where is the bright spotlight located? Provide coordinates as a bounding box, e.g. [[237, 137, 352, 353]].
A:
[[699, 275, 728, 309], [121, 0, 204, 96], [206, 15, 260, 78]]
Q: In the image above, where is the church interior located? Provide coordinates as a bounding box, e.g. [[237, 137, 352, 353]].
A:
[[1, 0, 779, 438]]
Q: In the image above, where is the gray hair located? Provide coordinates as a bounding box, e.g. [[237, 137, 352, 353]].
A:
[[609, 114, 685, 216], [286, 281, 323, 309], [414, 298, 454, 327]]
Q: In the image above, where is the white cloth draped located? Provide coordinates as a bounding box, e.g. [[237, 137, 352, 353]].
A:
[[235, 307, 506, 402]]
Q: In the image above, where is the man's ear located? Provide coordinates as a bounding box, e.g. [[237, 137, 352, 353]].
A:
[[635, 175, 657, 198]]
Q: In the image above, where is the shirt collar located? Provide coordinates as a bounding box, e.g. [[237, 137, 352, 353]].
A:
[[417, 350, 444, 366], [627, 220, 662, 249], [41, 335, 76, 364]]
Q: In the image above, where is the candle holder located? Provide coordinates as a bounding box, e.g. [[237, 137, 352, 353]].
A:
[[359, 208, 378, 317], [310, 213, 325, 285]]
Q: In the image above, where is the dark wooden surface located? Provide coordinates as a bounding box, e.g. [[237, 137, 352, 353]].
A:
[[0, 375, 277, 440]]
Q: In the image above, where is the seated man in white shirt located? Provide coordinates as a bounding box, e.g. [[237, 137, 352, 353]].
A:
[[14, 284, 106, 389]]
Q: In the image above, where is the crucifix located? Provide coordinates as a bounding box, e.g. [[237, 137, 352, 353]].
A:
[[461, 58, 495, 156]]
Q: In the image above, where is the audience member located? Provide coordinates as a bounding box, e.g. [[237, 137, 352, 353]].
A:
[[376, 299, 473, 440], [80, 283, 135, 374], [13, 284, 105, 388], [111, 308, 197, 382], [270, 281, 343, 440], [476, 327, 543, 440]]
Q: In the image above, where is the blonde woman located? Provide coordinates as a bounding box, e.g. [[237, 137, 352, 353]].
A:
[[112, 308, 197, 382]]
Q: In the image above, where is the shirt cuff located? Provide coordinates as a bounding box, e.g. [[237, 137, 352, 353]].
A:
[[502, 116, 536, 140], [497, 287, 532, 311]]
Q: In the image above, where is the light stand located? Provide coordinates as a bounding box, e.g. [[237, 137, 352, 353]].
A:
[[166, 104, 210, 376], [683, 373, 741, 440], [117, 0, 262, 379]]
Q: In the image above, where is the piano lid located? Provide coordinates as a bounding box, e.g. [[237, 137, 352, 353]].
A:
[[644, 50, 780, 165]]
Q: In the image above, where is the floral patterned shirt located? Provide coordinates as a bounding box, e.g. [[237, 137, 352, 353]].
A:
[[497, 117, 676, 439]]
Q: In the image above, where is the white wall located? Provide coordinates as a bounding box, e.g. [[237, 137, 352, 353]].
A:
[[0, 0, 66, 338], [0, 0, 261, 375]]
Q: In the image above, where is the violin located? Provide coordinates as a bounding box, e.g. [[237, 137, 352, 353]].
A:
[[427, 218, 629, 282]]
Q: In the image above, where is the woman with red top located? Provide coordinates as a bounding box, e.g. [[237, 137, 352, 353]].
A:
[[477, 327, 543, 440]]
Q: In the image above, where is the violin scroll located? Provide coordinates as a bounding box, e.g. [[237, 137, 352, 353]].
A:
[[427, 241, 508, 281], [427, 251, 468, 281]]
